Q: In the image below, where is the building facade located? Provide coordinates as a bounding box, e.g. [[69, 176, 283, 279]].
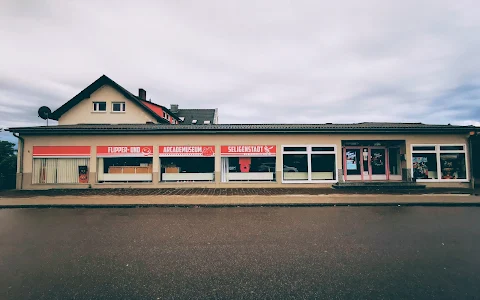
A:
[[6, 76, 479, 190]]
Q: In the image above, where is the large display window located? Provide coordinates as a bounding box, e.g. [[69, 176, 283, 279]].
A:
[[220, 145, 276, 182], [411, 144, 467, 181], [32, 146, 91, 184], [282, 145, 337, 182], [97, 146, 153, 183], [159, 146, 215, 182]]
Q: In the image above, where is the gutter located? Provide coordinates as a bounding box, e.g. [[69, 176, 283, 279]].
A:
[[6, 128, 475, 135], [12, 133, 24, 190]]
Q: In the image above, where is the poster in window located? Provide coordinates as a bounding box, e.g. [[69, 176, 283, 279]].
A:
[[346, 151, 357, 170], [372, 152, 384, 167], [79, 166, 89, 183], [440, 154, 465, 179], [412, 156, 428, 179]]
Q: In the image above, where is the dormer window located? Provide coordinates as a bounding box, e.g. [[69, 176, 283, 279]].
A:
[[192, 119, 197, 124], [93, 102, 106, 112], [112, 102, 125, 112], [179, 117, 185, 122], [203, 120, 211, 124]]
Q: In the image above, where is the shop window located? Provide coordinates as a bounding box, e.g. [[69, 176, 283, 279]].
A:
[[312, 147, 335, 152], [440, 145, 464, 151], [412, 153, 438, 179], [412, 146, 436, 151], [440, 153, 466, 179], [284, 146, 307, 152], [160, 157, 214, 182], [411, 144, 468, 181], [282, 145, 337, 182], [33, 158, 90, 184], [93, 102, 106, 112], [112, 102, 126, 112], [283, 154, 308, 181], [311, 154, 336, 180], [221, 157, 276, 182], [98, 157, 152, 182]]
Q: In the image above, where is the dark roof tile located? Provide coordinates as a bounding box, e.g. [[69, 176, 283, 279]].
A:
[[176, 109, 216, 124]]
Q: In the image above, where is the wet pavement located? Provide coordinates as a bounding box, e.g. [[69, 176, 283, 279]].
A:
[[0, 206, 479, 299]]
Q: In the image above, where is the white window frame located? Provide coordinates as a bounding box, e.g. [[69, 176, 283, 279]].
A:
[[410, 144, 469, 182], [281, 145, 338, 183], [92, 101, 107, 112], [32, 157, 90, 184], [111, 102, 126, 112], [221, 156, 277, 183]]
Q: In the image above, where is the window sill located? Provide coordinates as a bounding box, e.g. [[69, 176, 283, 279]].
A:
[[222, 181, 278, 183], [111, 111, 126, 114], [91, 111, 107, 113], [282, 180, 338, 184], [159, 181, 216, 184], [96, 182, 153, 184], [32, 183, 89, 185], [415, 179, 469, 183]]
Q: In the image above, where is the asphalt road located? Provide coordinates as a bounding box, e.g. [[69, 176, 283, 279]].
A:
[[0, 206, 479, 300]]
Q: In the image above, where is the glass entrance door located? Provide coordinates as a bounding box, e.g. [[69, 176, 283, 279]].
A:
[[370, 148, 387, 180], [345, 148, 362, 180], [344, 147, 388, 181]]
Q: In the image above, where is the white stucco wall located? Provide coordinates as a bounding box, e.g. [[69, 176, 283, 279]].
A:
[[58, 85, 156, 125]]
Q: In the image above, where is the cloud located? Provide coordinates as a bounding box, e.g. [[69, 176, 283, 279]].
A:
[[455, 120, 480, 126], [0, 0, 479, 127]]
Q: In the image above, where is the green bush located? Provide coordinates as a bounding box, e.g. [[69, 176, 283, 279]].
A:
[[0, 141, 17, 189]]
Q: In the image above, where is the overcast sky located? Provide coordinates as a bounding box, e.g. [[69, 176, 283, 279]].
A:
[[1, 0, 479, 141]]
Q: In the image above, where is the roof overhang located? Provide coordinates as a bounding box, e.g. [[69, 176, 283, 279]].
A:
[[6, 124, 479, 136]]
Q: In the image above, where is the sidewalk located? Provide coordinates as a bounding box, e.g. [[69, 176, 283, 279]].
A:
[[1, 194, 479, 208]]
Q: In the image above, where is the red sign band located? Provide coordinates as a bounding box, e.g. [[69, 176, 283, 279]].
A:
[[159, 146, 215, 157], [221, 145, 276, 156], [97, 146, 153, 157], [33, 146, 91, 157]]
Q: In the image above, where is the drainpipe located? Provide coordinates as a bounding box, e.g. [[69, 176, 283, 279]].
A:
[[471, 132, 478, 192], [12, 133, 24, 190]]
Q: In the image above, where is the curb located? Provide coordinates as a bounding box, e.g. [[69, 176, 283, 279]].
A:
[[2, 202, 480, 209]]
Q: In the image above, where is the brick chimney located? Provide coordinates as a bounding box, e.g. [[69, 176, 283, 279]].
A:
[[139, 88, 146, 100]]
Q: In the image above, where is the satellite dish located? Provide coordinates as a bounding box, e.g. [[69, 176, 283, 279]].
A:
[[38, 106, 51, 120]]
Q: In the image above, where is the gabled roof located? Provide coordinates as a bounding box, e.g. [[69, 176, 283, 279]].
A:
[[7, 122, 479, 135], [176, 109, 216, 124], [51, 75, 170, 124]]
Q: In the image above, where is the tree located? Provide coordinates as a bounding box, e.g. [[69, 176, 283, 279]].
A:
[[0, 141, 17, 189]]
